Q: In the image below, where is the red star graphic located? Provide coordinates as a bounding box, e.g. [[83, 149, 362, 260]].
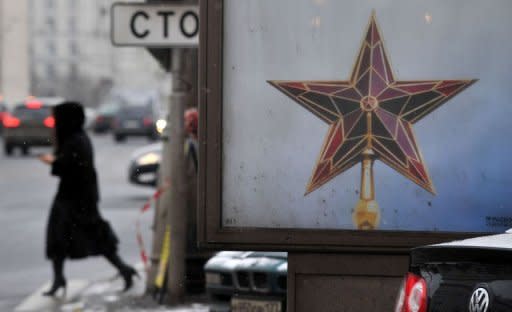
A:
[[269, 13, 476, 195]]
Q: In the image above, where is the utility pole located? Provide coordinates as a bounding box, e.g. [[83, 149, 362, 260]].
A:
[[150, 48, 188, 303], [166, 48, 187, 303], [150, 47, 197, 306], [143, 0, 198, 304], [111, 0, 199, 303]]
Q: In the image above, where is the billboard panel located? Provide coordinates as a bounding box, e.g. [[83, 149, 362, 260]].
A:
[[199, 0, 512, 249]]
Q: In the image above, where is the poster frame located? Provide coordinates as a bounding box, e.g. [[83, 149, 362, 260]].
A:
[[197, 0, 484, 252]]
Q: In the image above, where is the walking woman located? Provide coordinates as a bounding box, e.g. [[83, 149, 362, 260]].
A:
[[39, 101, 137, 296]]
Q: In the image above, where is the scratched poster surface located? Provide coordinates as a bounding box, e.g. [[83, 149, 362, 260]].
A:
[[221, 0, 512, 232]]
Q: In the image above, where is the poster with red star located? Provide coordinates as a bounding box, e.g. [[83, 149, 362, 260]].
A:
[[219, 0, 512, 233]]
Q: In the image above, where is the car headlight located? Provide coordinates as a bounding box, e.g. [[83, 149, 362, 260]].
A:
[[156, 119, 167, 134], [136, 152, 161, 166], [205, 272, 221, 285], [277, 262, 287, 273]]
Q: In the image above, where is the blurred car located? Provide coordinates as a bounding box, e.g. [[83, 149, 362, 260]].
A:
[[84, 107, 97, 130], [112, 102, 158, 142], [0, 100, 7, 131], [2, 97, 61, 156], [155, 115, 167, 136], [204, 251, 287, 311], [128, 142, 162, 187], [394, 230, 512, 312], [92, 101, 120, 133]]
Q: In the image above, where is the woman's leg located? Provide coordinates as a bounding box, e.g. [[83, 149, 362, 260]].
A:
[[43, 256, 66, 296], [53, 257, 65, 280], [104, 252, 128, 271], [104, 252, 138, 291]]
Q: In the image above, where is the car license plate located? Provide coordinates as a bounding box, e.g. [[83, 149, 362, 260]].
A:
[[231, 297, 282, 312], [124, 120, 139, 128]]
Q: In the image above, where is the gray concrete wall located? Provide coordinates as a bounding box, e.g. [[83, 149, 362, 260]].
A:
[[0, 0, 29, 104]]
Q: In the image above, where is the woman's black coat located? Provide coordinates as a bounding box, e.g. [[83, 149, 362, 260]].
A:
[[46, 103, 118, 259]]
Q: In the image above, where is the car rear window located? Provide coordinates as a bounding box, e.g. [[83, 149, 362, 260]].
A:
[[120, 105, 153, 117], [98, 102, 120, 115], [12, 105, 51, 120]]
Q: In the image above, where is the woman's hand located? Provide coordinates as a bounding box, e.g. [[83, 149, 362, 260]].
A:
[[39, 153, 55, 165]]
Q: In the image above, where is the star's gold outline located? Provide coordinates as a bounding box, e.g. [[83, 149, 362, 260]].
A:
[[269, 12, 477, 196]]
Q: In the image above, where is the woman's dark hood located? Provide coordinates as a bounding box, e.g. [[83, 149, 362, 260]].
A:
[[53, 101, 85, 149]]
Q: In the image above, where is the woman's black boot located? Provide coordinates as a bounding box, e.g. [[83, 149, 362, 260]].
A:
[[42, 277, 67, 297], [120, 266, 139, 292], [105, 252, 139, 291], [43, 257, 67, 296]]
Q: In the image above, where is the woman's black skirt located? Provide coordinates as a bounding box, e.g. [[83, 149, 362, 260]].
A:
[[46, 198, 119, 259]]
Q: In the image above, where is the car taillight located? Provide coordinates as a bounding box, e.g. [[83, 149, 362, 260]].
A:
[[143, 117, 153, 126], [3, 113, 20, 128], [394, 273, 427, 312], [26, 100, 43, 109], [44, 116, 55, 128]]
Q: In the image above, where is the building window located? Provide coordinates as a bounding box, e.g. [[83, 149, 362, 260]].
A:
[[70, 41, 78, 56], [46, 16, 55, 32], [47, 41, 56, 56], [70, 63, 78, 78], [99, 6, 108, 17], [69, 17, 77, 33], [46, 64, 55, 78]]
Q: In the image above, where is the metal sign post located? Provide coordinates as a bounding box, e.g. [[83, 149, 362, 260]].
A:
[[111, 1, 198, 304]]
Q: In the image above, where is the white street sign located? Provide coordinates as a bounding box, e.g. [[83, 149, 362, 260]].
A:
[[111, 3, 198, 47]]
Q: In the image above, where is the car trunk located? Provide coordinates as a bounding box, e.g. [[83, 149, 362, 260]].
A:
[[411, 246, 512, 311], [9, 106, 52, 138]]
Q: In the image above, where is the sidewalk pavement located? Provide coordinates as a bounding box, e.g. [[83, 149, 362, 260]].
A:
[[14, 264, 230, 312]]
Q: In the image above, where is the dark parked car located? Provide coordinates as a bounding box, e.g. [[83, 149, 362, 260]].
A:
[[92, 101, 120, 133], [395, 230, 512, 312], [204, 251, 287, 311], [2, 98, 60, 156], [112, 103, 158, 142], [128, 142, 162, 187]]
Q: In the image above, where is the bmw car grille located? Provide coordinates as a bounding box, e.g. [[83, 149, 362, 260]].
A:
[[236, 271, 251, 290], [220, 273, 233, 286], [235, 271, 271, 292], [253, 272, 269, 290]]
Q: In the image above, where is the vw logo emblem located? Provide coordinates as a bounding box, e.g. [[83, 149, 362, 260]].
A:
[[469, 287, 490, 312]]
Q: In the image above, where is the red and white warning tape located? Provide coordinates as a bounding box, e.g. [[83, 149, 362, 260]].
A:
[[135, 180, 170, 271]]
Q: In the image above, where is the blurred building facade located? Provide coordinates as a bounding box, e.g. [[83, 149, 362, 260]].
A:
[[0, 0, 30, 104], [28, 0, 166, 107]]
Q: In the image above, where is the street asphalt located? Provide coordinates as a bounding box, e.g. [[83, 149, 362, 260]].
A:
[[14, 261, 230, 311], [0, 132, 156, 310]]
